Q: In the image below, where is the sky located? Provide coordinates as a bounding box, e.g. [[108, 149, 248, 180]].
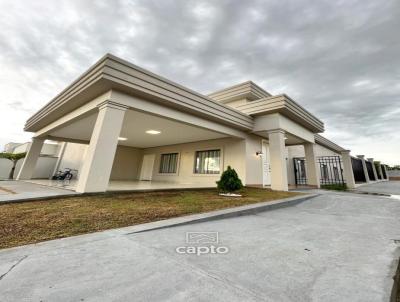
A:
[[0, 0, 399, 165]]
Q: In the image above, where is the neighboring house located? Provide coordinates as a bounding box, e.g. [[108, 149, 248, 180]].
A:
[[16, 54, 389, 192], [0, 141, 60, 179]]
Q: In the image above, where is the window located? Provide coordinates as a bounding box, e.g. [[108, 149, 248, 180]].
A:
[[194, 149, 221, 174], [159, 153, 178, 174]]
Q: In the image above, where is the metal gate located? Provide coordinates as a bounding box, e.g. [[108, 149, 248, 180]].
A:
[[317, 156, 345, 185], [366, 161, 375, 180], [381, 165, 387, 179], [351, 157, 366, 182], [293, 157, 307, 185]]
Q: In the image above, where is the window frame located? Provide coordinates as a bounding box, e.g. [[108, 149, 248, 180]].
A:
[[193, 149, 222, 175], [158, 152, 180, 175]]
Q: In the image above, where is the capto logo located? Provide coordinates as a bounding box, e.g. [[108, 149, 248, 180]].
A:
[[175, 232, 229, 256]]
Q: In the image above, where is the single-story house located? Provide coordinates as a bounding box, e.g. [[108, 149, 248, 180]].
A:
[[16, 54, 388, 193]]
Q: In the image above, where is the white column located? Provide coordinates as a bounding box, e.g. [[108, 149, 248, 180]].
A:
[[16, 138, 44, 180], [376, 163, 383, 180], [367, 158, 378, 181], [268, 129, 288, 191], [384, 165, 389, 180], [76, 102, 127, 193], [303, 143, 320, 188], [357, 155, 370, 183], [340, 150, 356, 189]]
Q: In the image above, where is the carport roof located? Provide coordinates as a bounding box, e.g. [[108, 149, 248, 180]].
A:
[[25, 54, 254, 132]]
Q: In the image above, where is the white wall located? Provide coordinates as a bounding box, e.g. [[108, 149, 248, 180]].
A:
[[110, 146, 143, 180], [142, 137, 247, 186], [56, 143, 88, 179], [245, 135, 263, 185], [0, 156, 57, 179]]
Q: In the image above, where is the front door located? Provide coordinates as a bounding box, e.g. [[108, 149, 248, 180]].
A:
[[262, 140, 271, 186], [140, 154, 155, 181]]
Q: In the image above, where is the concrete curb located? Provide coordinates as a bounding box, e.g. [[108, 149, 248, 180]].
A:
[[126, 193, 318, 235]]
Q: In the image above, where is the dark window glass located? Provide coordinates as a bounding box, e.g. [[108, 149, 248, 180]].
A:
[[159, 153, 178, 173], [194, 150, 221, 174]]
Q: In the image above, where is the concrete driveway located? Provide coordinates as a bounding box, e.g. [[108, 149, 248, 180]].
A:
[[0, 180, 78, 203], [0, 191, 399, 301], [355, 180, 400, 196]]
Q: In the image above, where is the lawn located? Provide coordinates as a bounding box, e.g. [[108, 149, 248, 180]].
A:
[[0, 187, 301, 249]]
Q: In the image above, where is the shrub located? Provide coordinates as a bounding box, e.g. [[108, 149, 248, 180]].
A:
[[321, 183, 348, 191], [216, 166, 243, 193]]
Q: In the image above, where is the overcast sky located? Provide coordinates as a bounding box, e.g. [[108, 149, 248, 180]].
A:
[[0, 0, 399, 164]]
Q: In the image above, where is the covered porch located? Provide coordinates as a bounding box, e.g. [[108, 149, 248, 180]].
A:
[[18, 89, 250, 193]]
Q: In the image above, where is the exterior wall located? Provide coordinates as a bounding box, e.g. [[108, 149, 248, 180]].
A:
[[245, 135, 263, 185], [12, 142, 60, 156], [142, 137, 247, 186], [110, 146, 143, 180], [57, 143, 88, 179], [0, 156, 57, 179]]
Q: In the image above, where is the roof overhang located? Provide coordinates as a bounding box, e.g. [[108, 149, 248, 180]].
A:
[[234, 94, 324, 133], [207, 81, 271, 103], [25, 54, 254, 132], [314, 134, 346, 153]]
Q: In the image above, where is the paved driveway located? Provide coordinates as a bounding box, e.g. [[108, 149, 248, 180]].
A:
[[355, 180, 400, 196], [0, 191, 399, 301], [0, 180, 78, 203]]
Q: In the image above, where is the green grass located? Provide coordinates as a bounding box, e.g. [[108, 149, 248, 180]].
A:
[[321, 184, 348, 191], [0, 187, 301, 249]]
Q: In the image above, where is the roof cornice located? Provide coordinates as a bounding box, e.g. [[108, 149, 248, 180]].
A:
[[207, 81, 271, 103], [25, 54, 254, 132], [314, 134, 346, 153], [234, 94, 324, 133]]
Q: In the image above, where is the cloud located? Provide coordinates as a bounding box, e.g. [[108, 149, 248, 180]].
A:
[[0, 0, 399, 164]]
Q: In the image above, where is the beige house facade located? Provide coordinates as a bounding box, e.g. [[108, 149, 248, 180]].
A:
[[16, 54, 388, 193]]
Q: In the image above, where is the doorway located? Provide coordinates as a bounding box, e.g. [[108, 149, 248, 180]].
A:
[[140, 154, 155, 181]]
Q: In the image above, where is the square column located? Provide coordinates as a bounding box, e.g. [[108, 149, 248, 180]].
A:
[[367, 158, 378, 181], [357, 155, 370, 183], [76, 102, 127, 193], [268, 129, 288, 191], [384, 165, 389, 180], [376, 163, 383, 180], [340, 150, 356, 189], [303, 143, 320, 188], [16, 138, 44, 180]]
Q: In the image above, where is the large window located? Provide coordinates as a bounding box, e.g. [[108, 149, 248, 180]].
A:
[[194, 149, 221, 174], [159, 153, 179, 174]]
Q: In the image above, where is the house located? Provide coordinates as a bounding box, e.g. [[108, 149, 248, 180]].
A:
[[16, 54, 387, 193]]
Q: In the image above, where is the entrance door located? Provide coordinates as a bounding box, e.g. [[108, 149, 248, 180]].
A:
[[140, 154, 155, 181], [262, 140, 271, 186]]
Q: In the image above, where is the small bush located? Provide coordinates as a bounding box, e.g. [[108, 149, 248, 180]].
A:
[[216, 166, 243, 193], [321, 184, 348, 191]]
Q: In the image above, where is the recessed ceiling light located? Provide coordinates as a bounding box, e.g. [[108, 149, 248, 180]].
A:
[[118, 137, 128, 141], [146, 130, 161, 135]]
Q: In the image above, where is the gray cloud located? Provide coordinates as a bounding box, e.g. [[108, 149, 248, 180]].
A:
[[0, 0, 399, 163]]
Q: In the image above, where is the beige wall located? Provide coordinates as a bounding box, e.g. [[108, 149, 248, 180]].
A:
[[142, 137, 247, 186], [57, 143, 88, 179], [245, 135, 263, 185], [110, 146, 142, 180]]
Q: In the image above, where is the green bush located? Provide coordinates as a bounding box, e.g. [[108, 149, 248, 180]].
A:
[[216, 166, 243, 193], [321, 183, 348, 191]]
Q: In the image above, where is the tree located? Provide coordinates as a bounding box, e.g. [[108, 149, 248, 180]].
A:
[[216, 166, 243, 193], [0, 152, 26, 179]]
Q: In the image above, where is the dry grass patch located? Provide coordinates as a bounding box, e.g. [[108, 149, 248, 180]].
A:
[[0, 187, 301, 249]]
